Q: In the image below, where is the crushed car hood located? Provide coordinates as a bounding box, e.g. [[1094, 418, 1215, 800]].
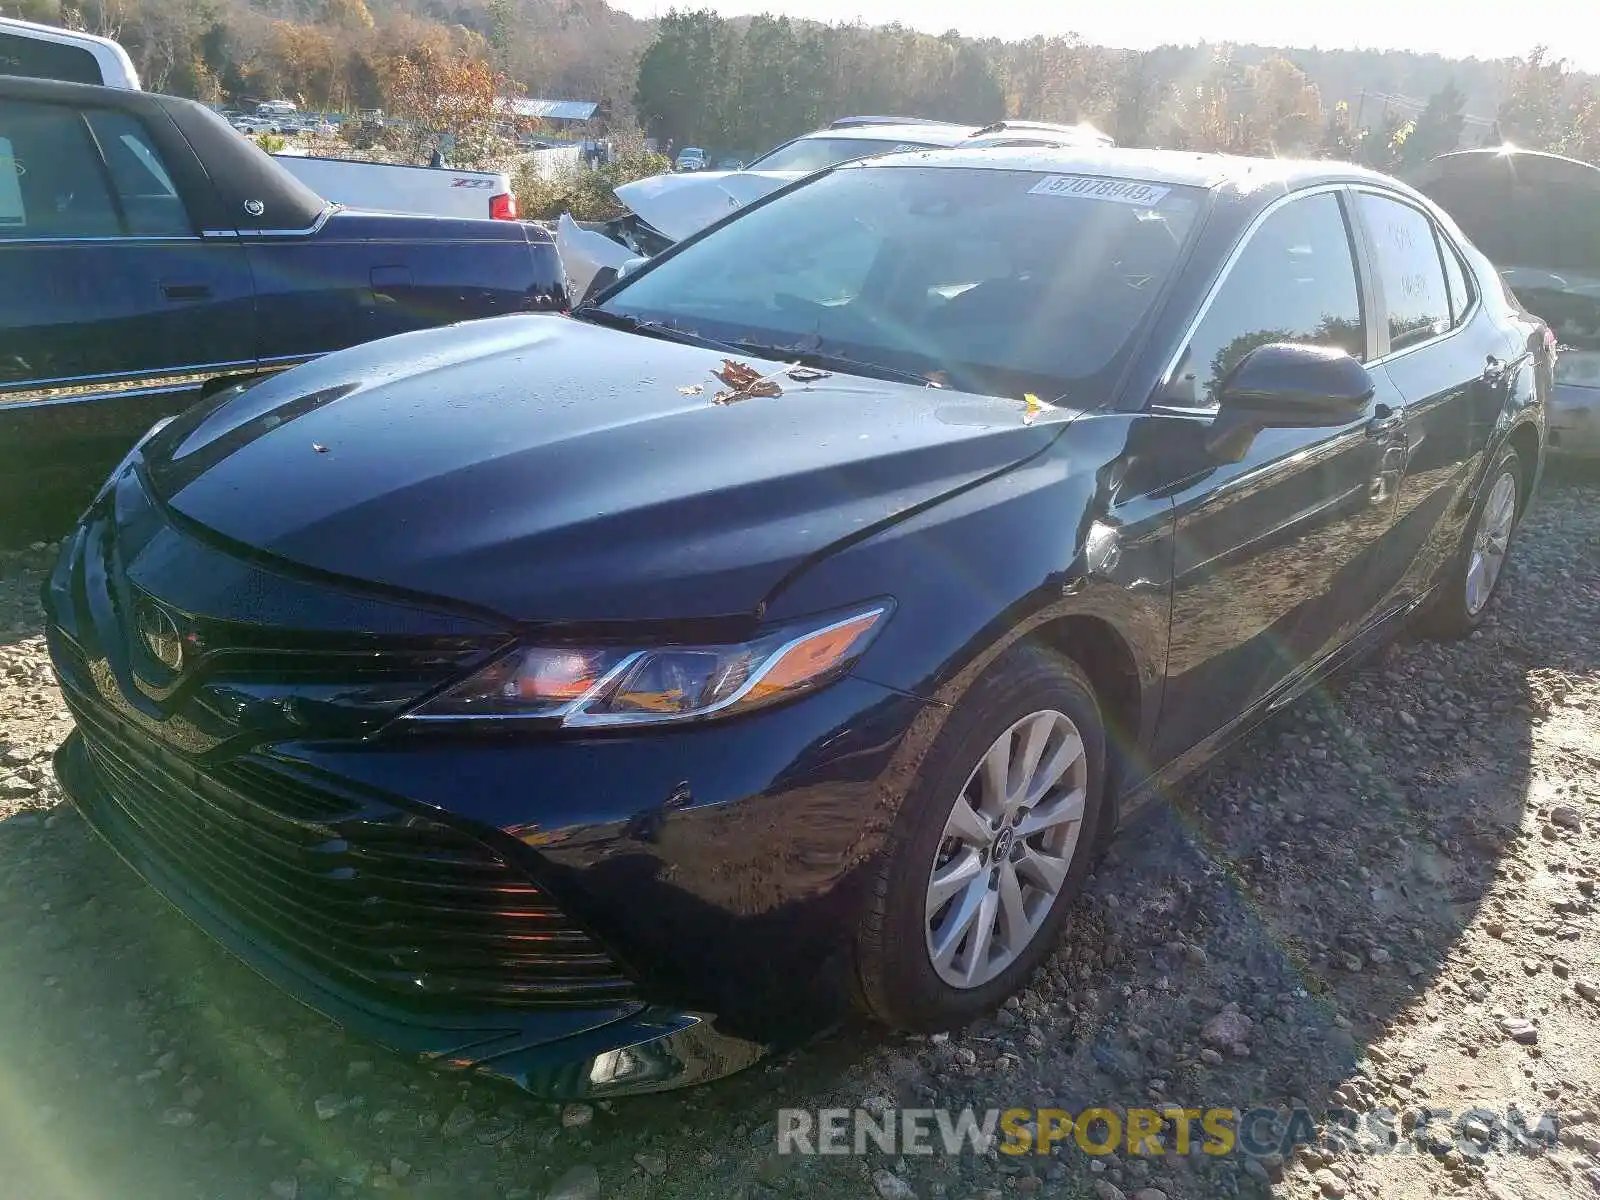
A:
[[556, 170, 803, 302], [612, 169, 803, 242], [141, 314, 1068, 622], [1411, 148, 1600, 344]]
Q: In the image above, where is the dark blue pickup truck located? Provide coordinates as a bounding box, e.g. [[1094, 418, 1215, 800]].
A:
[[0, 75, 566, 542]]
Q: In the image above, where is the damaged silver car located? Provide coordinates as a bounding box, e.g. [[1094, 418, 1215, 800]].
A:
[[556, 117, 1112, 303]]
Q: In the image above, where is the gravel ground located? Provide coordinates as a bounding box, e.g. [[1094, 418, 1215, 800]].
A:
[[2, 465, 1597, 1200]]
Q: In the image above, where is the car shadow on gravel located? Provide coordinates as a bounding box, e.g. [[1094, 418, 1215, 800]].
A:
[[1, 470, 1596, 1200]]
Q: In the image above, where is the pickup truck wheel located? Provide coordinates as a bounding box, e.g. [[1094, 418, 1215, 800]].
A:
[[1418, 445, 1523, 640], [853, 646, 1105, 1032]]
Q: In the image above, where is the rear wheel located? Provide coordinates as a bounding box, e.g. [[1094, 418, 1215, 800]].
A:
[[854, 647, 1104, 1031], [1419, 445, 1522, 639]]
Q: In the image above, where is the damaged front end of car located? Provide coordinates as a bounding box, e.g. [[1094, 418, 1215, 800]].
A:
[[555, 212, 667, 306], [555, 169, 803, 303]]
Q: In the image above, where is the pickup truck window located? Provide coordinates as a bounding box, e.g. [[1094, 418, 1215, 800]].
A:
[[0, 30, 102, 85], [0, 99, 121, 238], [84, 109, 191, 236]]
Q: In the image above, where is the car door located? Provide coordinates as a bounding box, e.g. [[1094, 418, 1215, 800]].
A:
[[1348, 189, 1518, 598], [0, 94, 255, 526], [1145, 188, 1412, 765]]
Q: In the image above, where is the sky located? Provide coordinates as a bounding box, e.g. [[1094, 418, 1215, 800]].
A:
[[608, 0, 1600, 71]]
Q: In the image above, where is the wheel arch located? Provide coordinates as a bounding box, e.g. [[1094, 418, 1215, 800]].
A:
[[880, 597, 1159, 852], [1025, 612, 1146, 844], [1505, 419, 1541, 516]]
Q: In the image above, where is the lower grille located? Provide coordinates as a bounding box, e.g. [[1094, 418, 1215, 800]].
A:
[[61, 684, 635, 1012]]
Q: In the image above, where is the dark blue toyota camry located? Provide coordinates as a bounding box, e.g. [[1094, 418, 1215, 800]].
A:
[[45, 146, 1549, 1096]]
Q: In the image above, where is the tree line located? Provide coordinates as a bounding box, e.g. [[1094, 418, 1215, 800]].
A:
[[5, 0, 1598, 169], [635, 12, 1600, 169]]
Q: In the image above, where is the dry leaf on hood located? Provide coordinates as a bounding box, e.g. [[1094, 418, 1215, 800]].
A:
[[712, 358, 784, 405], [1022, 393, 1045, 425]]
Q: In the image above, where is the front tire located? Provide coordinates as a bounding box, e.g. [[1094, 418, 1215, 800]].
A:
[[853, 646, 1105, 1031], [1419, 445, 1522, 640]]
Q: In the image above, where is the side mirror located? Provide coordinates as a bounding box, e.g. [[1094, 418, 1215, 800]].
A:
[[1216, 343, 1376, 428]]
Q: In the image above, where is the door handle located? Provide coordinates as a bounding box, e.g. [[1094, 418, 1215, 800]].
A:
[[162, 282, 212, 302], [1366, 403, 1403, 438]]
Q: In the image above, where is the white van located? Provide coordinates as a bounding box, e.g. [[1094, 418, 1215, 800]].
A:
[[0, 15, 140, 88]]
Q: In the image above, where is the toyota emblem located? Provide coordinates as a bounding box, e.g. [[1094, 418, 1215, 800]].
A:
[[136, 602, 186, 673]]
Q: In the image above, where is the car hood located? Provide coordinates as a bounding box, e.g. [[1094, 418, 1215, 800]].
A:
[[142, 314, 1069, 623], [611, 169, 803, 242], [1410, 149, 1600, 340]]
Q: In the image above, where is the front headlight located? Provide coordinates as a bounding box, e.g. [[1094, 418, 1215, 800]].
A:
[[405, 603, 891, 727]]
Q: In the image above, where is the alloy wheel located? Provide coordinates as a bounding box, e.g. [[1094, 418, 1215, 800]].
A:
[[924, 709, 1088, 989], [1465, 469, 1517, 616]]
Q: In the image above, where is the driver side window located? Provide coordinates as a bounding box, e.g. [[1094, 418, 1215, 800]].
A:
[[1170, 191, 1365, 407]]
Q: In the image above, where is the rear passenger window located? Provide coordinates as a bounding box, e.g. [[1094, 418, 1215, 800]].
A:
[[1437, 231, 1475, 326], [0, 101, 190, 239], [0, 99, 120, 238], [1357, 193, 1453, 352], [84, 110, 191, 236]]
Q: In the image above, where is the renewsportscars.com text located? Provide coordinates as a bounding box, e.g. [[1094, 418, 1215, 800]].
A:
[[776, 1105, 1562, 1158]]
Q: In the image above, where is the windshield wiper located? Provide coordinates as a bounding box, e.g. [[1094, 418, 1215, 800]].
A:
[[571, 311, 948, 389], [731, 344, 945, 389], [569, 307, 748, 355]]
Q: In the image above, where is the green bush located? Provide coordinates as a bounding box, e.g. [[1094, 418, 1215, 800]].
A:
[[514, 133, 671, 222]]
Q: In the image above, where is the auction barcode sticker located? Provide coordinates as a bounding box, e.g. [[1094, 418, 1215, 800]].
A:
[[1029, 176, 1171, 206]]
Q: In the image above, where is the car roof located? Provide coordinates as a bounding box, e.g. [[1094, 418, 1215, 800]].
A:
[[0, 70, 163, 110], [857, 144, 1401, 194], [795, 118, 1112, 151], [797, 121, 975, 147]]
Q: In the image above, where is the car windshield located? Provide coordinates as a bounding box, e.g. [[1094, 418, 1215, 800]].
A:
[[600, 164, 1205, 400], [745, 135, 941, 174]]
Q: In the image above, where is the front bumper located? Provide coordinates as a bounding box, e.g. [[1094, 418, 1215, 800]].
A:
[[1549, 382, 1600, 456], [56, 730, 766, 1097]]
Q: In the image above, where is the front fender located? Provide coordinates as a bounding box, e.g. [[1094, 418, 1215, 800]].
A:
[[760, 431, 1172, 806]]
